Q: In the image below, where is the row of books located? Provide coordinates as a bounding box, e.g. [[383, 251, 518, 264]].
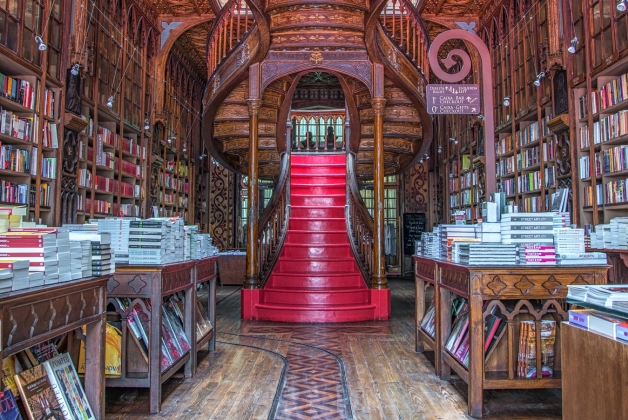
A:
[[518, 145, 540, 169], [0, 108, 34, 142], [1, 145, 31, 174], [85, 198, 112, 214], [496, 155, 515, 177], [43, 89, 55, 119], [160, 173, 188, 192], [0, 182, 28, 204], [497, 178, 515, 196], [598, 72, 628, 111], [583, 180, 628, 206], [121, 137, 146, 159], [93, 175, 139, 197], [30, 184, 53, 207], [77, 168, 92, 188], [580, 145, 628, 178], [517, 167, 557, 193], [579, 110, 628, 149], [589, 217, 628, 249], [518, 194, 550, 213], [0, 73, 36, 109], [517, 320, 557, 379], [41, 121, 59, 149], [496, 135, 514, 157]]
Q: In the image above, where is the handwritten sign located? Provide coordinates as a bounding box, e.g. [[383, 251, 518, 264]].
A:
[[403, 213, 426, 255], [426, 84, 480, 114]]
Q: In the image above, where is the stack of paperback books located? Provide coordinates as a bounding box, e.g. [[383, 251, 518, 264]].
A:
[[69, 241, 83, 279], [0, 232, 59, 284], [0, 259, 29, 291], [439, 225, 479, 259], [519, 245, 556, 265], [455, 243, 518, 265], [69, 239, 93, 278], [419, 231, 440, 258], [69, 231, 114, 275], [128, 219, 168, 265], [553, 228, 585, 253], [97, 218, 131, 264], [589, 217, 628, 249], [500, 212, 570, 245]]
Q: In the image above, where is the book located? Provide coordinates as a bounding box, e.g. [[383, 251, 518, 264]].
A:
[[44, 353, 95, 420], [25, 341, 58, 366], [0, 389, 22, 420], [1, 356, 21, 402], [14, 363, 66, 420]]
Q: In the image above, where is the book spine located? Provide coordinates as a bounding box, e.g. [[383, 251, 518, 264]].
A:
[[42, 361, 74, 420]]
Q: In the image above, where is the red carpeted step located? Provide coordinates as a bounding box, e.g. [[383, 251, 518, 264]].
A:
[[242, 153, 389, 322], [289, 218, 346, 231], [281, 244, 351, 259], [290, 206, 344, 218]]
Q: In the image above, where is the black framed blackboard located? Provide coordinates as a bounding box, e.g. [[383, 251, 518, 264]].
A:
[[403, 213, 426, 255]]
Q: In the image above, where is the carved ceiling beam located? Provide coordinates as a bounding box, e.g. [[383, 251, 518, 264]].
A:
[[188, 0, 204, 16]]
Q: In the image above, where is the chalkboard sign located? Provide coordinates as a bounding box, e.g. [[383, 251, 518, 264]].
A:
[[403, 213, 426, 255]]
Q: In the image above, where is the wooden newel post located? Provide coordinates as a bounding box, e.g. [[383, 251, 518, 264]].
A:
[[245, 97, 262, 289], [371, 97, 387, 289]]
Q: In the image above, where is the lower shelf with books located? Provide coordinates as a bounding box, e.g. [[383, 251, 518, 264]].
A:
[[0, 275, 109, 419], [104, 257, 217, 413], [413, 256, 609, 418]]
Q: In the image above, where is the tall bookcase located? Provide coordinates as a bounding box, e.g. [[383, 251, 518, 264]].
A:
[[0, 0, 64, 226], [570, 0, 628, 226]]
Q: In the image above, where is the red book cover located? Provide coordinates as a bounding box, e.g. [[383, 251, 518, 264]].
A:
[[484, 317, 501, 352], [0, 252, 49, 258], [8, 227, 62, 233], [0, 233, 51, 239]]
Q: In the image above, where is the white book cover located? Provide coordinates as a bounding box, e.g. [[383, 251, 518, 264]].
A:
[[45, 353, 96, 420]]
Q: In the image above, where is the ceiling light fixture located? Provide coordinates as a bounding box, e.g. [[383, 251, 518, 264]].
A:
[[567, 37, 578, 53]]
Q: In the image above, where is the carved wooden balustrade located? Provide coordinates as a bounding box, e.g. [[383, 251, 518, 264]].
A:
[[346, 153, 374, 286], [258, 152, 290, 286], [379, 0, 430, 76], [207, 0, 255, 78]]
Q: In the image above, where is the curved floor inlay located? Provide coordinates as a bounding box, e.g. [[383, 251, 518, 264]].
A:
[[219, 332, 354, 420]]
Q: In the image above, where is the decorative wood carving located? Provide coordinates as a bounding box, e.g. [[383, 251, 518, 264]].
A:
[[65, 69, 82, 115], [553, 70, 569, 116]]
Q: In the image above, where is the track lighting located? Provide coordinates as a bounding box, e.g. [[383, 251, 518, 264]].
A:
[[438, 145, 442, 153], [618, 0, 627, 12], [199, 153, 207, 160], [106, 96, 114, 108], [567, 37, 578, 53], [534, 72, 545, 87], [477, 115, 485, 120], [419, 158, 424, 163], [182, 144, 187, 153], [424, 153, 430, 160], [144, 119, 150, 130], [450, 137, 458, 145], [35, 36, 47, 51], [503, 96, 510, 107], [70, 63, 80, 76], [167, 137, 173, 144]]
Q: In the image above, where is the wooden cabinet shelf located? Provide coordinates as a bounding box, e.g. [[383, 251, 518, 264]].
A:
[[0, 276, 109, 419], [414, 256, 609, 418]]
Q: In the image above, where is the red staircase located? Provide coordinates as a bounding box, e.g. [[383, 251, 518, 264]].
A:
[[241, 153, 390, 322]]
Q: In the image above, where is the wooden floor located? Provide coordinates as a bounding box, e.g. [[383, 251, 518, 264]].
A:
[[105, 279, 562, 419]]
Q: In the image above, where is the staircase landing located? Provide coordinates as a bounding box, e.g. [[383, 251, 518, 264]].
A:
[[242, 153, 390, 322]]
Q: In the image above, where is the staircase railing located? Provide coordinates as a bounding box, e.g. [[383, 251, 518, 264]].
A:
[[379, 0, 430, 76], [345, 153, 374, 287], [207, 0, 255, 79], [257, 152, 290, 287]]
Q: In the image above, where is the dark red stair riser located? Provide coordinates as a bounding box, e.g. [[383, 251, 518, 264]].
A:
[[281, 244, 351, 259], [266, 273, 364, 288], [291, 165, 345, 175], [291, 195, 345, 207], [290, 206, 344, 218], [291, 174, 345, 184], [284, 231, 348, 244], [254, 305, 377, 323], [289, 218, 346, 231], [277, 258, 358, 274], [291, 185, 346, 195], [261, 289, 371, 305]]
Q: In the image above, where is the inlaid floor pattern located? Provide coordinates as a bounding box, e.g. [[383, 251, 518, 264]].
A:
[[105, 280, 562, 419]]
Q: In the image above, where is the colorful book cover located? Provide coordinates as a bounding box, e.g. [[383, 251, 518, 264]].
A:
[[0, 389, 23, 420], [45, 353, 95, 420], [14, 363, 66, 420]]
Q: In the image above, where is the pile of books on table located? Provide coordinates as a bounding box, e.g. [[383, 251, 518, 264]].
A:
[[68, 231, 114, 276], [567, 284, 628, 342], [500, 212, 570, 245], [0, 231, 59, 285], [454, 243, 517, 265], [518, 245, 556, 265], [0, 259, 30, 291], [98, 218, 131, 264], [589, 217, 628, 249], [128, 219, 169, 265]]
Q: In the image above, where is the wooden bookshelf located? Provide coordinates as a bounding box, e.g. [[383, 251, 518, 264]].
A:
[[413, 256, 609, 418], [0, 276, 109, 419], [105, 257, 217, 413]]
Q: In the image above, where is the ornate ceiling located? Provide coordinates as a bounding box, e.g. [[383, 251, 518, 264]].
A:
[[420, 0, 486, 16], [171, 22, 213, 81], [151, 0, 217, 16]]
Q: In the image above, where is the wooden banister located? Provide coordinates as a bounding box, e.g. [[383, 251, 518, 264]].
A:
[[207, 0, 255, 79], [257, 153, 290, 287], [346, 153, 374, 287]]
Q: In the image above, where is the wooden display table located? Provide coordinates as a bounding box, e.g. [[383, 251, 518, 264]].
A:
[[0, 276, 109, 419], [414, 258, 440, 374], [217, 251, 246, 285], [562, 322, 628, 419], [414, 256, 609, 418]]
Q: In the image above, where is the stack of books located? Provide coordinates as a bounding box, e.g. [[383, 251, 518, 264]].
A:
[[79, 240, 93, 277], [0, 206, 27, 232], [439, 225, 479, 259], [479, 222, 501, 242], [500, 213, 568, 245], [591, 224, 612, 249], [609, 217, 628, 249], [556, 251, 608, 265], [0, 232, 59, 284], [128, 220, 168, 265], [97, 218, 131, 264], [0, 259, 29, 291], [519, 245, 556, 265], [456, 243, 518, 265], [419, 231, 440, 258], [553, 228, 585, 254], [69, 241, 83, 279], [69, 232, 113, 275], [10, 227, 72, 282]]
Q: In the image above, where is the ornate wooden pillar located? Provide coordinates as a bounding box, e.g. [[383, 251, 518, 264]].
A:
[[245, 97, 262, 289], [372, 96, 387, 289]]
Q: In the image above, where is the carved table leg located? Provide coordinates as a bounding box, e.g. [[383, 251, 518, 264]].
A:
[[468, 286, 484, 418], [209, 277, 217, 352], [85, 313, 106, 420], [184, 285, 194, 378], [415, 277, 425, 353], [439, 288, 452, 380]]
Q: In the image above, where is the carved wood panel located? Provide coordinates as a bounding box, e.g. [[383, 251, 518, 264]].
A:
[[415, 259, 436, 283], [197, 257, 217, 282], [479, 271, 600, 299]]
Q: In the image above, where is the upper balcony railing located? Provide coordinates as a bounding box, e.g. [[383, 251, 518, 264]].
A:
[[379, 0, 430, 76], [207, 0, 255, 79]]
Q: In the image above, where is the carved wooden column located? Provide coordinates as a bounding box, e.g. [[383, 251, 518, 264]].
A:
[[245, 97, 262, 289], [372, 97, 387, 289]]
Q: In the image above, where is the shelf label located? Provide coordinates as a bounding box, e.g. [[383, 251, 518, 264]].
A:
[[426, 84, 480, 114]]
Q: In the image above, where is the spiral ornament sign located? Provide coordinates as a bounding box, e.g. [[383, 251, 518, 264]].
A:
[[427, 29, 496, 196]]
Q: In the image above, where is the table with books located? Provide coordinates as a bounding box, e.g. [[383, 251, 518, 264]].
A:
[[562, 284, 628, 419], [0, 275, 109, 419], [414, 256, 609, 418], [106, 261, 198, 413]]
